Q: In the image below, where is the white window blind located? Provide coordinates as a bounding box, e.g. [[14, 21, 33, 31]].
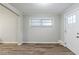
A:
[[31, 19, 41, 26], [30, 17, 53, 27]]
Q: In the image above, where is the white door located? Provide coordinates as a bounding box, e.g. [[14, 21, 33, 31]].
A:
[[65, 11, 79, 54]]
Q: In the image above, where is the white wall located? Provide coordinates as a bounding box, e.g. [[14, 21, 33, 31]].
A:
[[59, 14, 66, 46], [60, 4, 79, 54], [23, 14, 60, 43], [60, 15, 64, 42], [0, 5, 18, 43]]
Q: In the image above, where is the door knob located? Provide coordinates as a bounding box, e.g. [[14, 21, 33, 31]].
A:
[[76, 36, 79, 38], [77, 33, 79, 35]]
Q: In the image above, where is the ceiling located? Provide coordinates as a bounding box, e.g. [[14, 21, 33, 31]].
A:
[[10, 3, 73, 15]]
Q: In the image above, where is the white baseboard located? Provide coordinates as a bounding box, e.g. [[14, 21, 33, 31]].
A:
[[66, 45, 76, 55], [22, 42, 60, 44], [0, 41, 65, 46], [17, 42, 23, 45], [58, 40, 66, 47], [0, 42, 18, 44], [0, 42, 23, 45], [12, 41, 60, 45]]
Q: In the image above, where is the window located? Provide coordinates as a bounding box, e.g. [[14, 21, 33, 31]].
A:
[[42, 20, 52, 26], [67, 15, 76, 24], [31, 19, 41, 26], [30, 17, 53, 27]]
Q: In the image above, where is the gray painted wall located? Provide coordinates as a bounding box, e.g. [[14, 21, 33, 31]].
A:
[[23, 14, 60, 43], [0, 5, 18, 43]]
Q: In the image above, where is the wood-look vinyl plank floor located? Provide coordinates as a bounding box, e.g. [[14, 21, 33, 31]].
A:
[[0, 43, 75, 55]]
